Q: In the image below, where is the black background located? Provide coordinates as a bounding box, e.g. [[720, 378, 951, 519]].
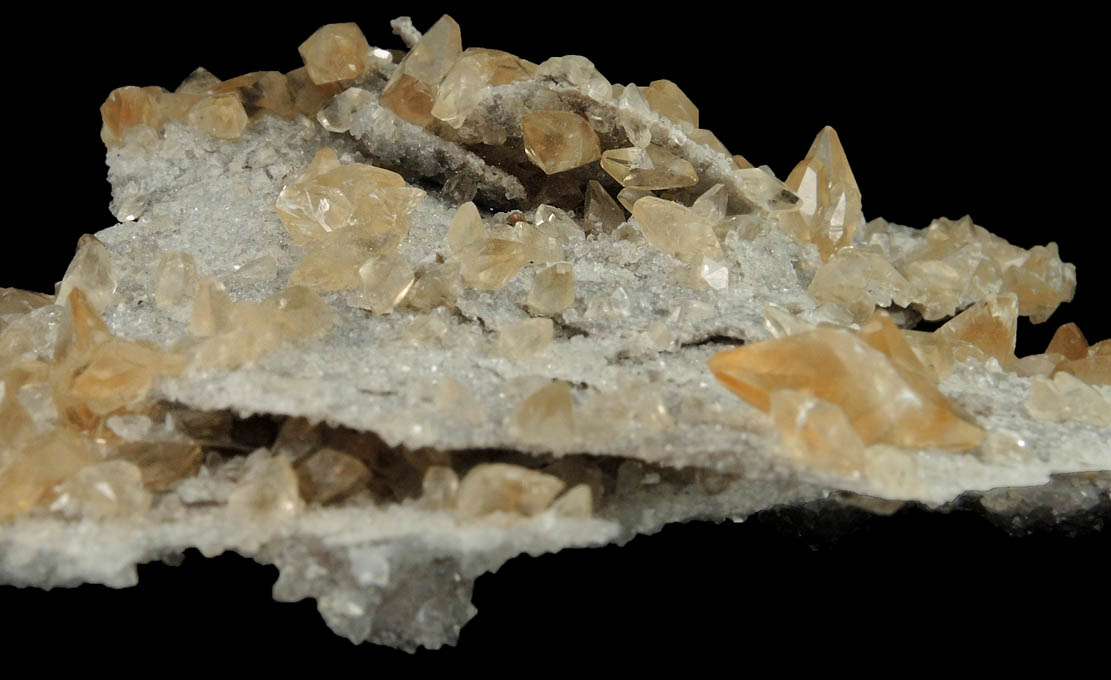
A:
[[1, 6, 1107, 665]]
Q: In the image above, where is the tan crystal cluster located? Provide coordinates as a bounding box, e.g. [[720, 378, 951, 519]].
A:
[[710, 294, 1110, 475], [16, 13, 1105, 531]]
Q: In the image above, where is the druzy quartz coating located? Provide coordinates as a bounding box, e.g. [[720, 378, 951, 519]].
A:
[[0, 14, 1107, 652]]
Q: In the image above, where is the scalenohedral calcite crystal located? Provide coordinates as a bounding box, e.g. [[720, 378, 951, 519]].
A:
[[1, 15, 1108, 652]]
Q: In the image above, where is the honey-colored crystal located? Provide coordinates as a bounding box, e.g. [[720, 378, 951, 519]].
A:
[[0, 429, 99, 520], [295, 447, 372, 504], [778, 126, 863, 260], [506, 380, 575, 445], [289, 229, 374, 293], [154, 251, 198, 308], [533, 204, 585, 244], [276, 148, 424, 245], [495, 318, 553, 361], [212, 71, 295, 120], [286, 66, 344, 117], [584, 180, 625, 233], [405, 261, 462, 311], [455, 463, 565, 520], [100, 86, 163, 147], [535, 55, 611, 102], [1001, 243, 1076, 323], [187, 95, 248, 139], [1055, 356, 1111, 386], [521, 111, 602, 175], [420, 465, 460, 509], [226, 451, 304, 539], [935, 293, 1018, 366], [115, 440, 204, 491], [549, 484, 593, 518], [617, 83, 652, 147], [189, 277, 234, 337], [458, 239, 527, 291], [355, 252, 415, 315], [807, 246, 916, 321], [447, 201, 487, 254], [431, 48, 536, 128], [708, 326, 983, 450], [298, 23, 373, 84], [631, 196, 722, 263], [640, 80, 698, 131], [526, 263, 575, 316], [270, 285, 335, 341], [601, 145, 699, 190], [0, 288, 53, 325], [380, 15, 462, 127], [616, 187, 653, 212], [49, 460, 152, 520], [57, 235, 116, 313], [769, 389, 868, 478], [1045, 322, 1088, 360], [1025, 372, 1111, 426]]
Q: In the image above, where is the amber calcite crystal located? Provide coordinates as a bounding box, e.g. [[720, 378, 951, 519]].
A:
[[298, 23, 374, 85], [10, 13, 1111, 655], [777, 126, 863, 260], [187, 95, 249, 139], [431, 48, 536, 128], [708, 323, 983, 451], [276, 148, 425, 245], [631, 196, 722, 263], [454, 463, 565, 520], [935, 293, 1019, 366], [1045, 323, 1088, 360], [640, 80, 698, 132], [601, 145, 699, 190], [521, 111, 602, 175], [379, 15, 462, 127], [526, 262, 575, 316], [100, 86, 164, 147]]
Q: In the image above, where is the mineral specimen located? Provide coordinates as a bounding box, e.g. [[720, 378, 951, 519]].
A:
[[1, 13, 1107, 654]]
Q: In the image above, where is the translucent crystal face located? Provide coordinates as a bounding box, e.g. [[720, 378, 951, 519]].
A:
[[0, 12, 1106, 654]]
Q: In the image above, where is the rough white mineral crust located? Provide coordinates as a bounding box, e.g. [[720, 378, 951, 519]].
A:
[[1, 16, 1108, 652]]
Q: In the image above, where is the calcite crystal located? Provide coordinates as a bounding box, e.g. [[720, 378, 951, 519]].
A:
[[2, 14, 1108, 654]]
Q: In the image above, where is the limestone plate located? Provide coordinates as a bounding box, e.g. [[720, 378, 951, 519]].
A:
[[1, 14, 1109, 652]]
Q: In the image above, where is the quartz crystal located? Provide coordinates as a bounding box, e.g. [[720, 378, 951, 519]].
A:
[[3, 14, 1108, 655], [521, 111, 602, 174]]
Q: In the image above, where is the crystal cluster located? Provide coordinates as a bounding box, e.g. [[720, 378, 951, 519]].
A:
[[2, 14, 1108, 653]]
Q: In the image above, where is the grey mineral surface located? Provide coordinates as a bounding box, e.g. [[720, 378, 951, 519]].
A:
[[1, 11, 1107, 654]]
